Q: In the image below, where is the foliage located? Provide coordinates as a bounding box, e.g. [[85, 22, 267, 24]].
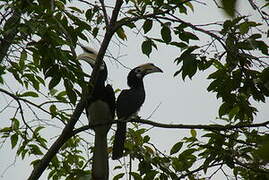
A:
[[0, 0, 268, 179]]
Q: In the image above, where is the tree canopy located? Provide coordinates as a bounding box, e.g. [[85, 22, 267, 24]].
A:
[[0, 0, 269, 179]]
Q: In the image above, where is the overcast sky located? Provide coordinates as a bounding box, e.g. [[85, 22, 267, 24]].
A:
[[0, 0, 268, 179]]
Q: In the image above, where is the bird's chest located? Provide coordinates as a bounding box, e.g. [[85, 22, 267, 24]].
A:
[[87, 100, 112, 127]]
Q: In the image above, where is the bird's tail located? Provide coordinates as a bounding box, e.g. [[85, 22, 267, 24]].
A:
[[112, 122, 127, 160]]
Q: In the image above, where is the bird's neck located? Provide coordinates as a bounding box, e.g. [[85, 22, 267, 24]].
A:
[[129, 79, 144, 89], [95, 79, 105, 89]]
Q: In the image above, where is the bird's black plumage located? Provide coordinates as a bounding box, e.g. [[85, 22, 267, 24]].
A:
[[87, 64, 115, 121], [112, 63, 162, 160], [77, 46, 115, 180]]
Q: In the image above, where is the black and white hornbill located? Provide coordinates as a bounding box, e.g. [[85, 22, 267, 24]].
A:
[[77, 46, 115, 180], [112, 63, 163, 160]]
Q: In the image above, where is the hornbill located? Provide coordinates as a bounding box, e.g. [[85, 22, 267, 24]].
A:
[[77, 45, 115, 180], [112, 63, 163, 160]]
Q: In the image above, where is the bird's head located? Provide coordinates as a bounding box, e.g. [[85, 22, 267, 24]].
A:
[[76, 45, 105, 70], [77, 45, 107, 81], [128, 63, 163, 88]]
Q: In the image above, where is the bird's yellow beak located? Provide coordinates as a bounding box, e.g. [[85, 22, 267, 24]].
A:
[[137, 63, 163, 74]]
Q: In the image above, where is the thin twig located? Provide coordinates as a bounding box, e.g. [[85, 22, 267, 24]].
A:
[[99, 0, 109, 27], [0, 88, 66, 125]]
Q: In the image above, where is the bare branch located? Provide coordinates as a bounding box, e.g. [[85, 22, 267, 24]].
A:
[[132, 118, 269, 131], [99, 0, 109, 27], [72, 118, 269, 136]]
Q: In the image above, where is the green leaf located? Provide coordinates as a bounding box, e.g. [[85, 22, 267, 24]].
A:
[[174, 46, 199, 80], [49, 75, 62, 89], [228, 106, 240, 120], [172, 158, 184, 171], [92, 27, 99, 38], [116, 27, 127, 40], [19, 50, 27, 71], [0, 127, 11, 133], [143, 135, 150, 143], [113, 173, 124, 180], [45, 64, 59, 78], [161, 25, 171, 43], [221, 0, 237, 17], [64, 79, 77, 105], [256, 142, 269, 162], [170, 42, 188, 49], [34, 126, 45, 134], [78, 174, 91, 180], [185, 1, 194, 12], [143, 19, 153, 34], [178, 31, 199, 43], [219, 103, 232, 117], [239, 22, 250, 34], [138, 161, 152, 174], [20, 91, 39, 97], [11, 133, 18, 149], [181, 54, 197, 80], [55, 0, 65, 10], [170, 142, 183, 155], [256, 41, 269, 55], [203, 154, 216, 173], [11, 118, 20, 130], [144, 170, 158, 180], [29, 144, 43, 155], [190, 129, 197, 138], [142, 39, 152, 57], [130, 172, 142, 180], [49, 104, 57, 118], [0, 65, 5, 84]]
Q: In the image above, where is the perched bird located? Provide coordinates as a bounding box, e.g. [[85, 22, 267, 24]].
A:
[[77, 45, 115, 180], [112, 63, 163, 160]]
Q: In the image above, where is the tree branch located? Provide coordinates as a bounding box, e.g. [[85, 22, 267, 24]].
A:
[[132, 118, 269, 130], [72, 118, 269, 136], [99, 0, 109, 27], [0, 88, 66, 125]]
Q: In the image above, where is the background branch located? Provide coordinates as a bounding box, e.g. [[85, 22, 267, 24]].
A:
[[0, 9, 21, 63]]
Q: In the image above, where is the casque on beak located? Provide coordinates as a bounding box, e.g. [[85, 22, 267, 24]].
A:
[[137, 63, 163, 75], [76, 45, 98, 67]]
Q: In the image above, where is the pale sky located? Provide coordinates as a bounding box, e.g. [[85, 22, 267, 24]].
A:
[[0, 0, 268, 179]]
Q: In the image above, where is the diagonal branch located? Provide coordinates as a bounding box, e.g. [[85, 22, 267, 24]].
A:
[[27, 1, 123, 180]]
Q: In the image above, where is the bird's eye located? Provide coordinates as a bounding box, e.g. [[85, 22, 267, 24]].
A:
[[135, 68, 141, 73]]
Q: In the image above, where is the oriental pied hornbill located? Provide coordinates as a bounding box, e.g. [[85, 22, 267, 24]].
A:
[[112, 63, 163, 160], [77, 45, 115, 180]]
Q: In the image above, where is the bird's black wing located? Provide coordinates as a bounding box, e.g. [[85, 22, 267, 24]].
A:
[[116, 89, 145, 119], [112, 89, 145, 159]]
